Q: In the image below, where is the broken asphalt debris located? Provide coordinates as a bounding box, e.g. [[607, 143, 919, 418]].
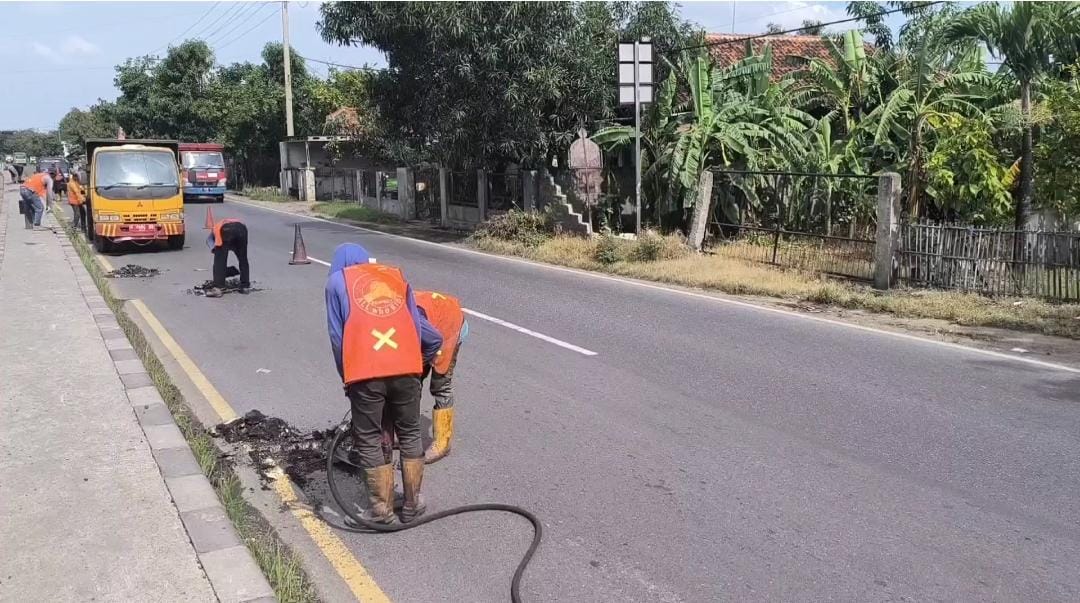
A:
[[187, 278, 264, 296], [214, 410, 336, 488], [106, 264, 160, 278]]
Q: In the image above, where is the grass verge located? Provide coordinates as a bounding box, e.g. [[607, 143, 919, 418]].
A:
[[471, 232, 1080, 340], [55, 211, 321, 603], [312, 201, 402, 225], [241, 186, 294, 203]]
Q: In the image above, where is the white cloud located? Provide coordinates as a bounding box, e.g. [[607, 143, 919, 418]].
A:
[[683, 1, 850, 35], [29, 35, 102, 66], [61, 35, 101, 57]]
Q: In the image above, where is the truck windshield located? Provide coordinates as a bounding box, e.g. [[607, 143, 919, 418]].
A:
[[182, 151, 224, 169], [95, 151, 179, 200]]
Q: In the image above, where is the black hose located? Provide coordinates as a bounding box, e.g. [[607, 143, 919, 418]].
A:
[[323, 423, 542, 603]]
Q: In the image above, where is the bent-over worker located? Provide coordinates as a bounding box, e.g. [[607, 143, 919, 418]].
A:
[[19, 169, 49, 229], [414, 290, 468, 464], [204, 219, 250, 298], [325, 243, 442, 524]]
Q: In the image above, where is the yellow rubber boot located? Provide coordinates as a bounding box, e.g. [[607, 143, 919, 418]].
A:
[[400, 458, 426, 523], [424, 407, 454, 464]]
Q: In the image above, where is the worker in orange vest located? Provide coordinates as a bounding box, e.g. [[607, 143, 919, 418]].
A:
[[19, 168, 49, 229], [325, 243, 442, 524], [66, 172, 86, 231], [204, 219, 250, 297], [414, 290, 468, 464]]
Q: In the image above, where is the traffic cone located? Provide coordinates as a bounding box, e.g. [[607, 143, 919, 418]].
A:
[[203, 206, 215, 230], [289, 224, 311, 265]]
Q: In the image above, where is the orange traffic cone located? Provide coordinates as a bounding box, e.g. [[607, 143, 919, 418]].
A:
[[289, 224, 311, 265], [204, 206, 215, 230]]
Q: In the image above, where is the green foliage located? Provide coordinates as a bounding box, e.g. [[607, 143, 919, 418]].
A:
[[593, 235, 625, 265], [58, 102, 119, 156], [1034, 66, 1080, 219], [628, 230, 690, 262], [0, 129, 63, 158], [472, 209, 554, 247], [924, 115, 1012, 224]]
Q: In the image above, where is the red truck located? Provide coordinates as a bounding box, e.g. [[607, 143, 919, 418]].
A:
[[179, 142, 227, 203]]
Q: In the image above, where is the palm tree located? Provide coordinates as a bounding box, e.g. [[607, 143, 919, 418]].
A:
[[863, 25, 991, 217], [946, 1, 1080, 230]]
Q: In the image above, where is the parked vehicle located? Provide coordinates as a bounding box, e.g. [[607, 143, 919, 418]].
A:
[[85, 139, 185, 252], [179, 142, 227, 203]]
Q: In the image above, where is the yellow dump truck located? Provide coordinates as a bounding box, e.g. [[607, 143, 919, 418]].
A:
[[84, 139, 185, 253]]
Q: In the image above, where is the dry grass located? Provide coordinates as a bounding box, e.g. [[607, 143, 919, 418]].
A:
[[313, 202, 401, 224], [471, 233, 1080, 339], [241, 186, 293, 203]]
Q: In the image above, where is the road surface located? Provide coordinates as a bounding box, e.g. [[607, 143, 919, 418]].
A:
[[103, 198, 1080, 602]]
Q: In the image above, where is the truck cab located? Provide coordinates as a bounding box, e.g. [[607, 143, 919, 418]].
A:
[[85, 139, 185, 253], [179, 142, 227, 203]]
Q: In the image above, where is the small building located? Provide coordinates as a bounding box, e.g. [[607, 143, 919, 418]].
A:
[[705, 33, 843, 80]]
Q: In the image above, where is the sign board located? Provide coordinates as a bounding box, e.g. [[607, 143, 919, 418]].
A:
[[618, 40, 653, 105]]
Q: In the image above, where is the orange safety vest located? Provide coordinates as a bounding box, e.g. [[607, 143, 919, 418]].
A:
[[415, 291, 464, 375], [67, 180, 85, 205], [213, 219, 241, 247], [341, 264, 423, 384], [22, 173, 48, 197]]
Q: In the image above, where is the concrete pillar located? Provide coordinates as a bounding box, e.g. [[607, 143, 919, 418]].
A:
[[874, 172, 902, 290], [302, 167, 316, 202], [523, 170, 538, 212], [375, 171, 384, 212], [278, 141, 288, 195], [476, 168, 488, 220], [438, 167, 450, 227], [397, 167, 415, 220], [355, 169, 362, 203]]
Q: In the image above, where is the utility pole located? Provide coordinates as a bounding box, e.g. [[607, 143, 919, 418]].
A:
[[281, 1, 295, 137], [633, 39, 642, 234]]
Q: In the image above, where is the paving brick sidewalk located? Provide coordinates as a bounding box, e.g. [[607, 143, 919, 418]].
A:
[[0, 183, 273, 602]]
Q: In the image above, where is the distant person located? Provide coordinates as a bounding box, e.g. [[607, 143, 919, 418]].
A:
[[19, 168, 48, 229], [6, 164, 16, 184], [67, 172, 86, 231], [52, 166, 66, 200], [204, 219, 250, 297]]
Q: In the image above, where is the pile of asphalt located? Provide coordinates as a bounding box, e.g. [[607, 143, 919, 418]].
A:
[[215, 410, 336, 488], [106, 264, 160, 278]]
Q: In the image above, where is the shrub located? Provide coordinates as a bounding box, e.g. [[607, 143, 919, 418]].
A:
[[472, 210, 554, 247], [593, 235, 626, 265], [628, 230, 692, 262]]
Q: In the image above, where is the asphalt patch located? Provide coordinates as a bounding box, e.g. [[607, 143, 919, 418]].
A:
[[215, 410, 337, 489], [106, 264, 161, 278], [187, 278, 265, 296]]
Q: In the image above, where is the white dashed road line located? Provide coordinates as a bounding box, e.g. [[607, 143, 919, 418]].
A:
[[304, 253, 598, 357]]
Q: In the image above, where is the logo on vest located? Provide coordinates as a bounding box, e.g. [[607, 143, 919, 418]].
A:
[[351, 273, 405, 317]]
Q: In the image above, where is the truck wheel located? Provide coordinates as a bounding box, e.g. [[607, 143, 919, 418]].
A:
[[93, 233, 111, 254], [216, 195, 225, 204], [167, 234, 185, 250]]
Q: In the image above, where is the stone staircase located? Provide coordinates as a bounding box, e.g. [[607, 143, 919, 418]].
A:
[[539, 173, 592, 235]]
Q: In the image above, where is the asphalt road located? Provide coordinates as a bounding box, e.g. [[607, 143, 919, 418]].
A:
[[104, 198, 1080, 602]]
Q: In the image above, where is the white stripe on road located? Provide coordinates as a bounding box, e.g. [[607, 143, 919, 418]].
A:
[[243, 198, 1078, 374], [303, 253, 597, 357], [460, 308, 598, 356]]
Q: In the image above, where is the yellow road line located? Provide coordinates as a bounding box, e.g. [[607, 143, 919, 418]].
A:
[[96, 254, 114, 273], [130, 299, 238, 422], [269, 467, 392, 603], [127, 298, 390, 601]]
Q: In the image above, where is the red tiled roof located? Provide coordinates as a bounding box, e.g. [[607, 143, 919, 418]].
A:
[[706, 33, 836, 80]]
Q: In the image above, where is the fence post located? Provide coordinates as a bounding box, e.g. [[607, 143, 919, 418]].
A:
[[438, 167, 449, 228], [375, 171, 384, 212], [354, 169, 362, 204], [397, 167, 415, 220], [523, 170, 537, 212], [874, 172, 902, 290], [477, 169, 488, 221]]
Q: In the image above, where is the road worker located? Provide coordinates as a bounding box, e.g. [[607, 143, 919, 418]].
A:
[[19, 168, 49, 229], [67, 172, 86, 231], [204, 219, 250, 298], [325, 243, 442, 524], [414, 290, 468, 464]]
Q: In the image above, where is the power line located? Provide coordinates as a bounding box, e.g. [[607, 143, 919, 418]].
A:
[[199, 2, 249, 44], [215, 5, 281, 52], [204, 2, 272, 48], [295, 54, 384, 73], [673, 1, 948, 53], [148, 1, 222, 56]]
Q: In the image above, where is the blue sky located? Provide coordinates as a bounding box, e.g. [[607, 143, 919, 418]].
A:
[[0, 1, 904, 131]]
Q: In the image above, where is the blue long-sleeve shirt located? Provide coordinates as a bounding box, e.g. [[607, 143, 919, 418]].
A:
[[325, 243, 442, 380]]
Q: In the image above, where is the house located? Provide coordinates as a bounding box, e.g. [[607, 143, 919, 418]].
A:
[[705, 33, 839, 80]]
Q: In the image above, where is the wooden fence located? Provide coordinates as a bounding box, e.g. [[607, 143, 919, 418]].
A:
[[898, 221, 1080, 301]]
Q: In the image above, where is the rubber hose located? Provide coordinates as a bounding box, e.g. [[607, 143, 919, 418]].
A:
[[323, 423, 542, 603]]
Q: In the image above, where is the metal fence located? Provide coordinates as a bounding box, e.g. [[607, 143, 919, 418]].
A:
[[706, 170, 878, 281], [898, 221, 1080, 301], [488, 171, 522, 212], [414, 168, 441, 223]]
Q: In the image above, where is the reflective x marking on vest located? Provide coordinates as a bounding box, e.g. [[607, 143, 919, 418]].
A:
[[431, 292, 446, 299], [371, 328, 398, 351]]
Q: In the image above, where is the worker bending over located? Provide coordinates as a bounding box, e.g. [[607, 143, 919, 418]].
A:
[[414, 290, 468, 464], [19, 169, 49, 229], [325, 243, 442, 524], [205, 219, 250, 298]]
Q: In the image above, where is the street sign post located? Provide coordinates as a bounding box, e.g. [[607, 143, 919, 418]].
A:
[[618, 39, 653, 234]]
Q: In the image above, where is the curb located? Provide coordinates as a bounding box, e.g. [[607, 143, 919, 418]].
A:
[[52, 218, 276, 603]]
